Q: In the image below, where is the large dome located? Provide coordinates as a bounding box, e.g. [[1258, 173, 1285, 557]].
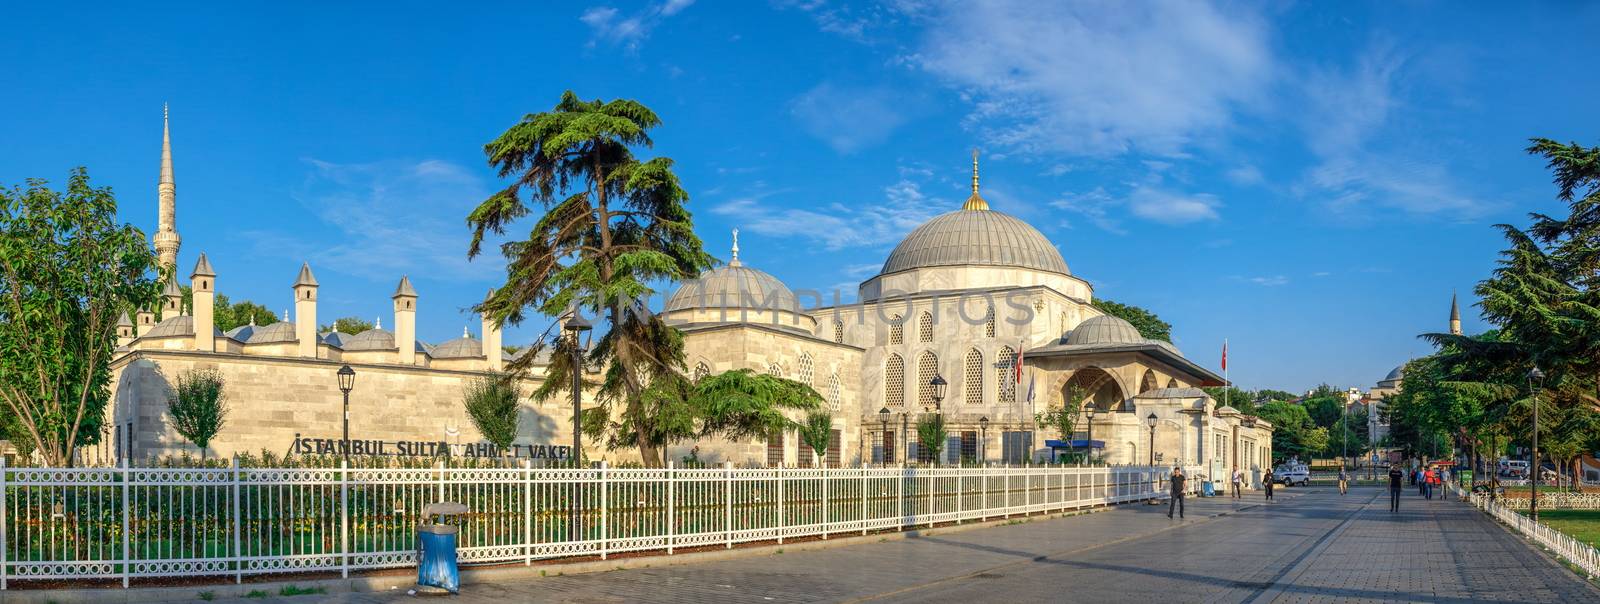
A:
[[1066, 315, 1143, 346], [1384, 365, 1405, 382], [665, 264, 800, 313], [881, 209, 1069, 276]]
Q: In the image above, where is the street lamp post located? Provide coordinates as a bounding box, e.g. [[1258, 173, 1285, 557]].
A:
[[336, 364, 355, 466], [900, 412, 909, 468], [978, 416, 989, 465], [1146, 413, 1158, 467], [878, 407, 891, 466], [1528, 366, 1545, 522], [929, 374, 947, 465], [1085, 406, 1098, 465], [565, 312, 592, 468]]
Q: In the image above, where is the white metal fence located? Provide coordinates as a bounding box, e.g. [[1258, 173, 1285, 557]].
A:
[[0, 460, 1184, 588], [1469, 492, 1600, 578], [1492, 492, 1600, 510]]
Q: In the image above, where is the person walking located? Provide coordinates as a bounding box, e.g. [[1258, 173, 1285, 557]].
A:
[[1264, 468, 1275, 501], [1338, 463, 1349, 496], [1388, 464, 1404, 512], [1167, 466, 1187, 519], [1441, 467, 1452, 500], [1231, 467, 1243, 499], [1423, 467, 1435, 500]]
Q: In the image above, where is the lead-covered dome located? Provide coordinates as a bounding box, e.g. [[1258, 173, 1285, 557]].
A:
[[245, 321, 297, 344], [665, 264, 800, 313], [880, 210, 1069, 276], [432, 334, 483, 359], [1383, 365, 1405, 382], [342, 328, 396, 351], [1066, 315, 1143, 346]]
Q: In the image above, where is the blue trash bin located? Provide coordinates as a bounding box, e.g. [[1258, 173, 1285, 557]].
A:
[[416, 502, 468, 594]]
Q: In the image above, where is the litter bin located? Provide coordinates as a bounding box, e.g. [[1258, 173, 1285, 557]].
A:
[[416, 502, 468, 594]]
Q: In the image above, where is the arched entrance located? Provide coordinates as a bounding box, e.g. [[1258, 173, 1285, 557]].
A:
[[1139, 369, 1158, 394], [1063, 367, 1127, 413]]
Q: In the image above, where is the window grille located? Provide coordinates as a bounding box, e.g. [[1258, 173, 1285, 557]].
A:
[[768, 363, 783, 377], [984, 306, 996, 338], [918, 311, 934, 343], [885, 354, 905, 407], [881, 430, 896, 464], [833, 319, 844, 343], [890, 315, 903, 345], [828, 373, 842, 412], [767, 431, 785, 467], [917, 351, 939, 409], [693, 362, 710, 382], [960, 431, 978, 462], [826, 429, 842, 467], [963, 348, 983, 405], [798, 353, 814, 386], [1001, 430, 1033, 464], [997, 346, 1017, 403]]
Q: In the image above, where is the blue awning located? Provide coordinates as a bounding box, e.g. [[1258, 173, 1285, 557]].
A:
[[1045, 439, 1104, 450]]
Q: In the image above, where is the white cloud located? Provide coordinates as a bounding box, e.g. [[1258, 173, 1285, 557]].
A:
[[580, 1, 696, 50], [790, 82, 916, 153], [1226, 165, 1264, 186], [1050, 187, 1125, 235], [712, 177, 942, 250], [1233, 275, 1289, 287], [242, 159, 498, 282], [1127, 186, 1221, 224], [906, 1, 1273, 156]]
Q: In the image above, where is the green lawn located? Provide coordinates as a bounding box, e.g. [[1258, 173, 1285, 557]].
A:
[[1520, 509, 1600, 548]]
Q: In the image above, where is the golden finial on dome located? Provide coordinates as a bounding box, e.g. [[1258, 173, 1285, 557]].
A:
[[963, 148, 990, 211]]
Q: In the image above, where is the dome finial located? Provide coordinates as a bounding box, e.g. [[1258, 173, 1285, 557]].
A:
[[375, 316, 382, 330], [963, 149, 990, 211], [729, 227, 742, 267]]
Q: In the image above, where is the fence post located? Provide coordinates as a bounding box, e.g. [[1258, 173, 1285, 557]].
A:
[[895, 466, 905, 531], [777, 466, 785, 545], [724, 462, 734, 549], [340, 460, 349, 579], [821, 465, 829, 540], [926, 468, 934, 528], [121, 458, 130, 588], [523, 459, 532, 566], [859, 464, 868, 536], [1, 457, 7, 591], [666, 461, 675, 555], [599, 461, 608, 560], [980, 466, 988, 521], [1024, 467, 1031, 515], [232, 456, 242, 584]]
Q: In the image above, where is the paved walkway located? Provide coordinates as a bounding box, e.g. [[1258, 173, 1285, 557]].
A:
[[221, 486, 1600, 603]]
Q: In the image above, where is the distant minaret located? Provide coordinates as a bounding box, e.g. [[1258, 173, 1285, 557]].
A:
[[154, 104, 181, 270], [1449, 291, 1462, 336]]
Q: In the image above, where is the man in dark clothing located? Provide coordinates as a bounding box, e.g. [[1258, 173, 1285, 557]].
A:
[[1388, 464, 1405, 512], [1168, 467, 1187, 519]]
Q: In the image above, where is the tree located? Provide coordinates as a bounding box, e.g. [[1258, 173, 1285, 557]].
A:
[[916, 414, 948, 465], [462, 372, 522, 451], [1302, 392, 1345, 430], [1038, 384, 1086, 444], [180, 287, 276, 331], [167, 368, 229, 460], [320, 316, 373, 335], [1202, 385, 1255, 414], [1255, 401, 1327, 462], [1090, 299, 1171, 342], [470, 91, 715, 467], [0, 169, 162, 466], [798, 411, 833, 467]]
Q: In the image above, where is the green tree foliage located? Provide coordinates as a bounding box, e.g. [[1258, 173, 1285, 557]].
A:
[[462, 372, 522, 450], [1090, 299, 1171, 342], [0, 169, 162, 466], [320, 317, 373, 335], [1038, 384, 1086, 441], [470, 91, 715, 467], [1201, 385, 1255, 414], [916, 414, 948, 465], [167, 369, 229, 460], [798, 411, 833, 467], [1255, 401, 1327, 463], [180, 286, 277, 331], [1323, 405, 1370, 459], [1302, 390, 1346, 430]]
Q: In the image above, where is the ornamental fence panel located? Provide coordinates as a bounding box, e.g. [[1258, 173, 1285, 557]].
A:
[[0, 460, 1186, 588], [1468, 492, 1600, 579]]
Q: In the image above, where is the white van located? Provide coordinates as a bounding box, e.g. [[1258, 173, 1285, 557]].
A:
[[1276, 464, 1310, 487]]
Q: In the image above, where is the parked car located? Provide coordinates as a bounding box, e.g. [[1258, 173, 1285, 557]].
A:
[[1499, 460, 1529, 478], [1276, 464, 1310, 486]]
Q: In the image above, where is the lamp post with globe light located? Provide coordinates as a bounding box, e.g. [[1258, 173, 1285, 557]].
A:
[[1528, 365, 1545, 522], [336, 364, 355, 466]]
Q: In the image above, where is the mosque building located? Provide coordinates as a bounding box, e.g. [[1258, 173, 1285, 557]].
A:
[[104, 112, 1273, 478]]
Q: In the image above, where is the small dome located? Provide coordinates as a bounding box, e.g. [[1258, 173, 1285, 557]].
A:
[[1383, 365, 1405, 382], [432, 335, 483, 359], [881, 209, 1069, 277], [665, 264, 800, 314], [1066, 315, 1143, 346], [342, 328, 396, 351], [225, 324, 255, 341], [146, 315, 223, 339], [245, 321, 297, 344], [321, 331, 350, 348]]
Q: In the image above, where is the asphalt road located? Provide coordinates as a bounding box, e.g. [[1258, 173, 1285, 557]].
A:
[[219, 485, 1600, 603]]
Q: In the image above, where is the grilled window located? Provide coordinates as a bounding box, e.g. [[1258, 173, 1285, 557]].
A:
[[693, 362, 710, 383], [828, 373, 842, 412], [833, 319, 844, 343], [918, 311, 934, 343], [917, 351, 939, 409], [885, 354, 905, 407], [890, 315, 903, 345], [798, 352, 815, 386], [767, 431, 785, 467], [997, 346, 1017, 404], [964, 348, 983, 406]]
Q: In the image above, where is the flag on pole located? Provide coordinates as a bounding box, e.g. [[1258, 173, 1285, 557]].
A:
[[1015, 339, 1026, 383], [1221, 339, 1228, 371], [1026, 372, 1036, 404]]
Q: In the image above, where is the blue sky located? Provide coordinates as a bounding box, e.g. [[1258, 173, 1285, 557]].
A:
[[4, 1, 1598, 393]]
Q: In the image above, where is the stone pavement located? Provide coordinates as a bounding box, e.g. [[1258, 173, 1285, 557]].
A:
[[216, 486, 1600, 604]]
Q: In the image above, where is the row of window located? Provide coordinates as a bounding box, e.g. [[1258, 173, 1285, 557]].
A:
[[766, 429, 843, 467], [829, 308, 999, 345], [694, 354, 844, 412], [870, 430, 1034, 464], [884, 347, 1018, 409]]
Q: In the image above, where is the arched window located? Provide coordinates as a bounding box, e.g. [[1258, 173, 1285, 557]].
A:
[[828, 373, 842, 412], [889, 315, 903, 345], [984, 307, 996, 338], [918, 311, 934, 343], [768, 363, 783, 377], [885, 354, 905, 407], [963, 348, 983, 406], [1166, 378, 1179, 389], [693, 362, 710, 383], [1140, 369, 1158, 394], [798, 353, 815, 386], [832, 319, 844, 344], [916, 351, 939, 409], [997, 346, 1017, 403]]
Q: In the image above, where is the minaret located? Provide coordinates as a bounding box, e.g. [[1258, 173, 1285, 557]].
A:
[[154, 104, 182, 271], [963, 149, 989, 211], [482, 289, 503, 371], [1449, 291, 1462, 336], [393, 276, 417, 365], [293, 263, 319, 358]]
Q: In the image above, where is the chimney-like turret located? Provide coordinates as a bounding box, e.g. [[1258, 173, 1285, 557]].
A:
[[191, 253, 216, 351], [482, 289, 502, 371], [136, 308, 156, 337], [160, 277, 183, 322], [393, 276, 418, 365], [293, 263, 319, 358], [116, 311, 135, 347]]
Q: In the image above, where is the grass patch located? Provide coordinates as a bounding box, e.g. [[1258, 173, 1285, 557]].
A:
[[1520, 509, 1600, 547], [198, 592, 216, 601], [245, 590, 269, 598], [278, 585, 328, 597]]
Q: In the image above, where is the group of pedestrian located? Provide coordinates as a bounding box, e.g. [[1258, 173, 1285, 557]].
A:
[[1386, 462, 1456, 512]]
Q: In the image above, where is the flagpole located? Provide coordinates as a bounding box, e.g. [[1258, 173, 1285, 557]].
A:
[[1223, 338, 1229, 409]]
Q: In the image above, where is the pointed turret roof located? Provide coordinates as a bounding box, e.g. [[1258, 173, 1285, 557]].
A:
[[393, 275, 417, 298], [1450, 291, 1461, 321], [191, 252, 215, 277], [162, 276, 182, 297], [293, 262, 318, 287], [117, 311, 133, 327]]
